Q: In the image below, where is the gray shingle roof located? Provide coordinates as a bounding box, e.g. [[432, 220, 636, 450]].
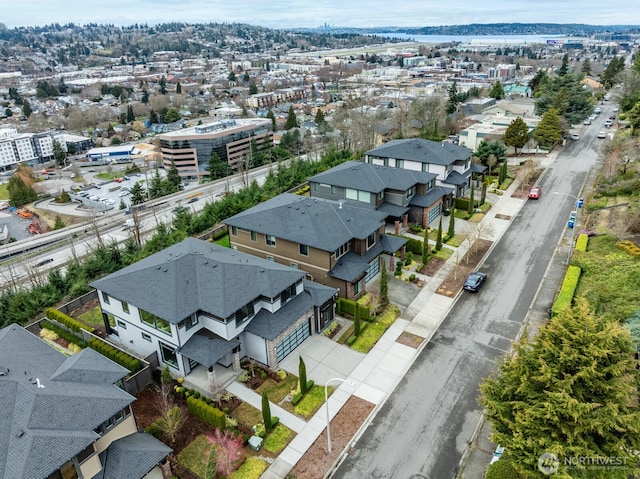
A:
[[444, 170, 468, 186], [379, 234, 408, 254], [0, 325, 134, 479], [224, 193, 387, 251], [410, 186, 453, 208], [377, 202, 410, 217], [308, 160, 436, 192], [91, 238, 306, 323], [95, 432, 172, 479], [365, 138, 472, 166], [177, 333, 241, 368]]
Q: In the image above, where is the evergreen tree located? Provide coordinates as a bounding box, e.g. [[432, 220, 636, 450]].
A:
[[262, 391, 273, 433], [22, 99, 32, 118], [557, 53, 569, 76], [488, 80, 505, 99], [502, 117, 529, 154], [314, 109, 326, 126], [52, 139, 67, 168], [481, 181, 487, 205], [53, 215, 66, 230], [354, 306, 360, 336], [126, 104, 135, 123], [435, 216, 443, 251], [298, 356, 308, 395], [207, 152, 233, 180], [266, 110, 276, 130], [129, 182, 146, 205], [284, 105, 298, 130], [176, 82, 182, 94], [249, 82, 258, 95], [228, 70, 236, 83], [528, 69, 548, 95], [379, 259, 389, 306], [422, 226, 430, 264], [445, 81, 459, 114], [447, 208, 455, 239], [159, 75, 167, 94], [468, 181, 475, 216], [166, 160, 182, 191], [141, 89, 149, 104], [149, 109, 158, 124], [533, 107, 563, 148], [7, 171, 37, 206], [480, 299, 640, 479], [581, 57, 592, 76]]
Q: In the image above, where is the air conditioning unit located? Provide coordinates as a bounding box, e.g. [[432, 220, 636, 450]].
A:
[[305, 274, 314, 281]]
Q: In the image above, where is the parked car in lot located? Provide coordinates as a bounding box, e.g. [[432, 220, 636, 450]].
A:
[[463, 271, 488, 292], [597, 131, 607, 139], [528, 187, 541, 199]]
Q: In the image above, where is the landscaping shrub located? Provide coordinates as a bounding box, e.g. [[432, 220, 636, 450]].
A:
[[40, 320, 87, 348], [485, 457, 519, 479], [186, 396, 225, 430], [575, 233, 589, 252], [403, 237, 423, 255], [409, 273, 416, 282], [45, 307, 95, 333], [229, 457, 267, 479], [291, 392, 303, 405], [617, 240, 640, 259], [88, 336, 142, 373], [454, 197, 472, 211], [336, 298, 369, 320], [551, 265, 581, 316]]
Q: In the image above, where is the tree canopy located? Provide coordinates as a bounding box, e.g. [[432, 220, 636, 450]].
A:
[[503, 117, 530, 153], [534, 73, 593, 124], [480, 298, 640, 479], [533, 108, 563, 148], [474, 140, 507, 165], [489, 80, 505, 100]]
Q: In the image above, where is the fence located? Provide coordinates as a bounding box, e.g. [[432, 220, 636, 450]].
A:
[[56, 289, 98, 316]]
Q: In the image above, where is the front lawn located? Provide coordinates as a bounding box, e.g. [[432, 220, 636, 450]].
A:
[[350, 304, 401, 353], [262, 423, 294, 453], [230, 402, 263, 432], [177, 435, 214, 478], [256, 374, 298, 403]]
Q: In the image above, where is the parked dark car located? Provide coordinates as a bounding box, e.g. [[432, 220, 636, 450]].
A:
[[463, 271, 487, 292]]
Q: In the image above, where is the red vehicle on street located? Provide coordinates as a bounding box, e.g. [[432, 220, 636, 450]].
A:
[[528, 187, 541, 199]]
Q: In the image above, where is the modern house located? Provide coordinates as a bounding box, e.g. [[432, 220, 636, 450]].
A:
[[308, 160, 449, 227], [0, 324, 171, 479], [90, 238, 337, 384], [224, 193, 407, 299], [157, 118, 272, 181], [364, 138, 480, 199]]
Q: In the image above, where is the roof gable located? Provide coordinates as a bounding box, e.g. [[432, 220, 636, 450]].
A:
[[365, 138, 472, 166]]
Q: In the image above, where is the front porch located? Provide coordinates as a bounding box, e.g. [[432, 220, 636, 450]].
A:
[[181, 363, 240, 396]]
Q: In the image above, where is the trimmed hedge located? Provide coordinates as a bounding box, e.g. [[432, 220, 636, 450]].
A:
[[45, 307, 95, 333], [575, 233, 589, 252], [336, 298, 370, 320], [551, 265, 581, 316], [88, 336, 142, 373], [186, 395, 225, 430], [40, 320, 87, 348]]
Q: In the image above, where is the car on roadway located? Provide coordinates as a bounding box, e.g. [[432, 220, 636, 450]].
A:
[[570, 133, 580, 141], [583, 118, 591, 125], [604, 120, 613, 128], [187, 197, 200, 204], [118, 190, 129, 196], [589, 114, 596, 121], [597, 131, 607, 139], [613, 106, 619, 113], [594, 107, 602, 114], [463, 271, 487, 292], [34, 258, 54, 268], [528, 187, 541, 199]]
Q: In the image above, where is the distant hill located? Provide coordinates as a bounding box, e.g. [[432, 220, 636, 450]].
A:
[[298, 23, 640, 36]]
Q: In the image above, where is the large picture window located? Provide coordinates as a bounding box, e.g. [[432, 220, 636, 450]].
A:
[[160, 342, 178, 368], [235, 302, 255, 325], [281, 284, 297, 305], [140, 310, 172, 336]]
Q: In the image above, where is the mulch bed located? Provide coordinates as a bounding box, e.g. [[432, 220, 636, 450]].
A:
[[419, 257, 447, 276], [436, 239, 493, 297], [396, 331, 424, 349]]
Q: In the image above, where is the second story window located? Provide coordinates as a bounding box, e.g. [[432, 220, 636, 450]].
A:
[[235, 302, 255, 325], [250, 231, 257, 242], [266, 235, 276, 246], [396, 159, 404, 168], [367, 232, 376, 249], [335, 242, 349, 259], [231, 226, 238, 236], [331, 185, 337, 195], [121, 301, 129, 314], [299, 244, 308, 256], [140, 310, 172, 336], [102, 292, 110, 304]]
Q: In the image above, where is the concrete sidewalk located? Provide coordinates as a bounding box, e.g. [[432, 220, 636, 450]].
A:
[[257, 152, 559, 478]]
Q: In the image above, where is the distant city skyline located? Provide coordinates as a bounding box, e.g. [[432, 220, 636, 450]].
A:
[[3, 1, 640, 30]]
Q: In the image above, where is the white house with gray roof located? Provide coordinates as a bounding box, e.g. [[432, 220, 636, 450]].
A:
[[0, 324, 170, 479], [364, 138, 476, 199], [90, 238, 337, 382], [308, 160, 451, 227], [224, 193, 407, 299]]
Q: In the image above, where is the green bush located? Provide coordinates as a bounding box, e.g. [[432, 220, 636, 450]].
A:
[[485, 457, 519, 479], [336, 298, 369, 319], [454, 197, 472, 211], [409, 273, 416, 282], [575, 233, 589, 252], [145, 418, 163, 438], [403, 237, 423, 255], [40, 320, 87, 348], [88, 336, 142, 373], [186, 396, 225, 430], [45, 307, 95, 333], [291, 392, 303, 405], [347, 335, 357, 345], [551, 265, 581, 316], [617, 240, 640, 258]]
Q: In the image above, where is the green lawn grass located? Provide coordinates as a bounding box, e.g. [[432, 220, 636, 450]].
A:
[[256, 374, 298, 403], [262, 423, 294, 453], [77, 306, 104, 327], [230, 402, 263, 431], [0, 182, 9, 200], [213, 233, 230, 248], [229, 457, 267, 479], [293, 384, 330, 418], [177, 435, 214, 479], [432, 247, 453, 261], [351, 305, 401, 353]]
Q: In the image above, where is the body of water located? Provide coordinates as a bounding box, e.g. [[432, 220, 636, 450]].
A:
[[376, 32, 570, 45]]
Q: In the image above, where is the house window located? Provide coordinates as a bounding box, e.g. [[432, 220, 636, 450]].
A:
[[231, 225, 238, 236], [117, 320, 127, 329], [331, 185, 337, 195], [353, 279, 363, 295], [121, 301, 129, 313], [281, 284, 297, 304], [299, 244, 308, 256], [235, 302, 255, 325], [140, 310, 172, 336], [142, 332, 151, 342], [250, 231, 257, 242], [346, 188, 358, 200], [396, 159, 404, 168], [422, 163, 429, 172], [102, 292, 110, 304], [367, 232, 376, 249], [378, 191, 384, 200], [406, 186, 414, 198], [266, 235, 276, 246], [313, 183, 318, 191], [358, 190, 369, 202], [334, 242, 349, 259], [160, 342, 178, 368], [185, 315, 198, 330]]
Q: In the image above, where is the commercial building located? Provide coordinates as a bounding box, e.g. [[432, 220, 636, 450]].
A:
[[157, 118, 272, 180]]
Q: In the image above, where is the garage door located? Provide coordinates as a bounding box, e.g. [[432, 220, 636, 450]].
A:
[[275, 318, 311, 362], [364, 257, 380, 283], [428, 203, 441, 225]]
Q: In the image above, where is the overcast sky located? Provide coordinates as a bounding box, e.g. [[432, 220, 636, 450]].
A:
[[4, 1, 640, 29]]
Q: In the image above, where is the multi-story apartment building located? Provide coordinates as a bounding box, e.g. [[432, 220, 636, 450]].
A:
[[0, 324, 171, 479], [157, 118, 273, 180]]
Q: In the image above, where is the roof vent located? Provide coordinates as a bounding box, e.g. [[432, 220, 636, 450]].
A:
[[163, 268, 168, 272], [16, 430, 24, 438], [157, 266, 161, 269], [204, 261, 208, 265], [35, 378, 44, 389], [338, 201, 343, 209], [0, 368, 8, 376]]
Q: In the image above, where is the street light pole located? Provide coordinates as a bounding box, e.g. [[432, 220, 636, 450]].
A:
[[325, 377, 355, 454], [553, 192, 583, 265]]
